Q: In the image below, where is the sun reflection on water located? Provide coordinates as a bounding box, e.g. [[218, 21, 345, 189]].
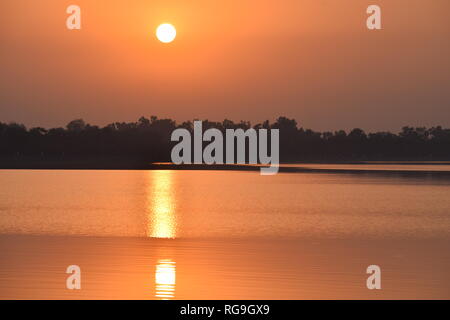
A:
[[147, 170, 177, 239], [155, 259, 176, 300]]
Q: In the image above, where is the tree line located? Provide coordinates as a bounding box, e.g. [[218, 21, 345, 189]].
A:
[[1, 116, 450, 165]]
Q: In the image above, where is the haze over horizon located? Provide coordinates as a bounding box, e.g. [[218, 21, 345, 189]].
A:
[[1, 0, 449, 132]]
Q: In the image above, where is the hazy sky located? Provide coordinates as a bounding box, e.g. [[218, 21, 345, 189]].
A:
[[0, 0, 449, 132]]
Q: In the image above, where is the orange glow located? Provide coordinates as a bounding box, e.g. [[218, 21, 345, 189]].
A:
[[2, 1, 449, 130]]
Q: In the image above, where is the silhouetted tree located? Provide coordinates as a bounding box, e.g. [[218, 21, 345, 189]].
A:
[[1, 117, 450, 167]]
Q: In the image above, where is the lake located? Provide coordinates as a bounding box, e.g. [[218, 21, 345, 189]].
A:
[[0, 167, 449, 299]]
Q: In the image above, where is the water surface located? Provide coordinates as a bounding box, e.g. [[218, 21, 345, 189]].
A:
[[0, 168, 449, 299]]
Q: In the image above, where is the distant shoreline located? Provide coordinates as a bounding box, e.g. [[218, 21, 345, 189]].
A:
[[2, 161, 450, 177]]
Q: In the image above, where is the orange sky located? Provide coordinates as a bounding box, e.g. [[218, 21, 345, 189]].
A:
[[0, 0, 449, 131]]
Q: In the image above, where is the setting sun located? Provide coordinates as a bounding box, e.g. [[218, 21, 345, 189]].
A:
[[156, 23, 177, 43]]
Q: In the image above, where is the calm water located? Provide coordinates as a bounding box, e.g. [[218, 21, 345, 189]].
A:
[[0, 168, 449, 299]]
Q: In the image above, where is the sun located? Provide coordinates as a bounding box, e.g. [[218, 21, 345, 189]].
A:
[[156, 23, 177, 43]]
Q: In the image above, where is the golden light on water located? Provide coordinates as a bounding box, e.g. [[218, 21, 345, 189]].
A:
[[148, 171, 177, 238], [155, 259, 176, 300]]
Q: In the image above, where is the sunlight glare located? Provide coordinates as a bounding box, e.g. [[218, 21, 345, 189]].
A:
[[147, 171, 177, 238], [156, 23, 177, 43], [155, 259, 176, 300]]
